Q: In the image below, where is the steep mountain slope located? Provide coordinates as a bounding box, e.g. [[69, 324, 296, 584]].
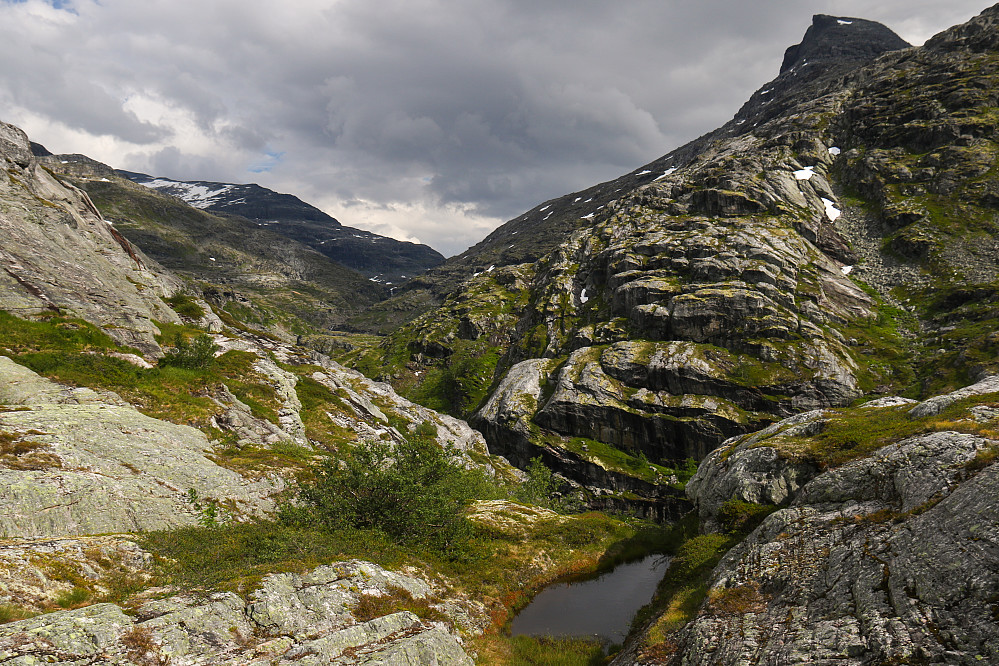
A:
[[0, 122, 182, 355], [40, 154, 387, 336], [118, 170, 445, 285], [350, 6, 999, 519], [380, 15, 911, 304]]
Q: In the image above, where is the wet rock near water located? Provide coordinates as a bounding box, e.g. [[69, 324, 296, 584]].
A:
[[624, 377, 999, 665]]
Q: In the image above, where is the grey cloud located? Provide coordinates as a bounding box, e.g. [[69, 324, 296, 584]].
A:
[[0, 0, 991, 255]]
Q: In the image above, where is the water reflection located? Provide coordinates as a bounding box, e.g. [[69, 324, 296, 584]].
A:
[[510, 554, 669, 645]]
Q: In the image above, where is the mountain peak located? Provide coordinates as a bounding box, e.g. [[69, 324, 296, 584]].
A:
[[779, 14, 910, 74]]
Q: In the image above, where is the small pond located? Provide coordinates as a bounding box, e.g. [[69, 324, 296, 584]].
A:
[[509, 553, 669, 645]]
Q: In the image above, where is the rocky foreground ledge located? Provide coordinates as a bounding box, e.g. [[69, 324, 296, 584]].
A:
[[0, 559, 473, 665]]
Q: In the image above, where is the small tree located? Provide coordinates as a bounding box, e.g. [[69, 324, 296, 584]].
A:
[[159, 333, 218, 370], [514, 456, 562, 510]]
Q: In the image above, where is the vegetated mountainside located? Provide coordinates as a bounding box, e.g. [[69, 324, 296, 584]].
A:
[[356, 14, 911, 326], [118, 170, 445, 285], [40, 154, 386, 337], [342, 7, 999, 521], [1, 117, 667, 664]]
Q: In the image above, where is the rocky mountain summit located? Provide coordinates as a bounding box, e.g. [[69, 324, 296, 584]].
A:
[[352, 5, 999, 523]]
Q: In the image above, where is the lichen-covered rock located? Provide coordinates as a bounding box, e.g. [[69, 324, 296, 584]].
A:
[[246, 560, 433, 637], [0, 357, 280, 537], [0, 603, 133, 662], [0, 355, 125, 406], [627, 377, 999, 665], [685, 409, 828, 530], [663, 431, 999, 665], [907, 373, 999, 419], [0, 536, 152, 612], [0, 560, 474, 666], [307, 353, 521, 479]]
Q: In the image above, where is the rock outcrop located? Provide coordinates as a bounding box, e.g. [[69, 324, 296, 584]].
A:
[[0, 122, 183, 355], [0, 356, 281, 537], [622, 377, 999, 664], [362, 4, 999, 517], [0, 559, 474, 665]]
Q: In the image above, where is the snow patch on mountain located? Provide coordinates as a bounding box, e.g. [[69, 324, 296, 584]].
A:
[[140, 178, 236, 209]]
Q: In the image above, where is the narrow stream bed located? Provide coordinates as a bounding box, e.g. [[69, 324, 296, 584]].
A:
[[509, 553, 670, 645]]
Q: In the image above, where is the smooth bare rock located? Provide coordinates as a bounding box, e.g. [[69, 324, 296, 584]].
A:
[[476, 358, 559, 439], [0, 120, 182, 355]]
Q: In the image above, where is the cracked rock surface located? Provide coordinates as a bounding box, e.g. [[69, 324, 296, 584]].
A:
[[0, 356, 281, 538], [621, 377, 999, 665], [0, 560, 474, 665]]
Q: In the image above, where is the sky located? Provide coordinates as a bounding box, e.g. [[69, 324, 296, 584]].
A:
[[0, 0, 991, 256]]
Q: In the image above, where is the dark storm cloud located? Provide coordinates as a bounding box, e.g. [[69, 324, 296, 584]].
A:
[[0, 0, 990, 255]]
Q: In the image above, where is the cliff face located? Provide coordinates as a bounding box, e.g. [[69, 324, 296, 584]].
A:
[[0, 122, 183, 355], [354, 6, 999, 521]]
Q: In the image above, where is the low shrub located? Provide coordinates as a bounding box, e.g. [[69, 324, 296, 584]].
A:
[[514, 457, 563, 509], [54, 586, 91, 609], [283, 430, 487, 558], [158, 333, 218, 370], [164, 293, 206, 320], [716, 499, 776, 534]]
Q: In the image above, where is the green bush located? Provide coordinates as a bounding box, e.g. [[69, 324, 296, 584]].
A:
[[159, 333, 218, 369], [283, 431, 483, 557]]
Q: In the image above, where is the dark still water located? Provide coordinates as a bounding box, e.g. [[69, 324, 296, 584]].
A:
[[509, 554, 669, 645]]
